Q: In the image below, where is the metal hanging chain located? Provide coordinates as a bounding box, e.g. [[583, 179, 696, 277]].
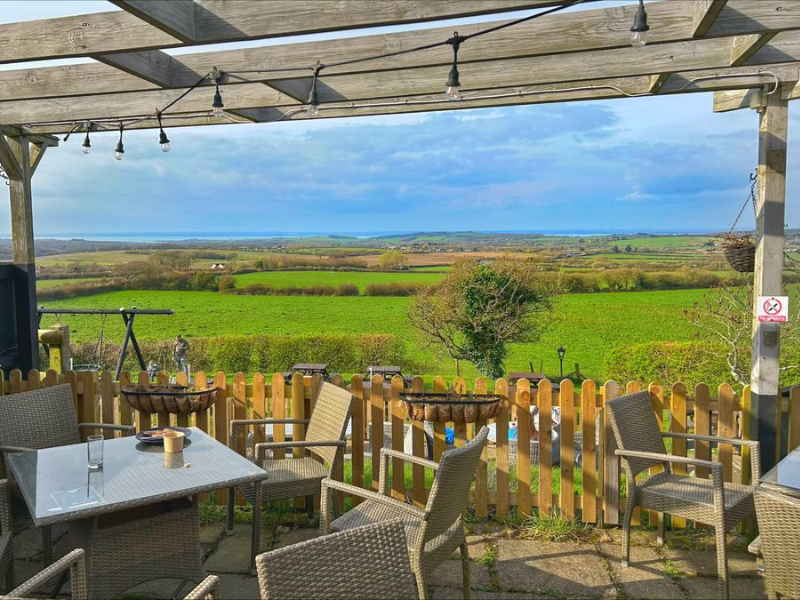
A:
[[728, 170, 758, 234], [89, 313, 108, 366]]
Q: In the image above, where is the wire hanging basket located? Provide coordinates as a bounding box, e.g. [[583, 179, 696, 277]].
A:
[[400, 393, 505, 423], [121, 384, 217, 415], [719, 171, 757, 273]]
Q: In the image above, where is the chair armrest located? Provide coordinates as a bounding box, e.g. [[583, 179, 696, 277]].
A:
[[319, 478, 424, 533], [662, 433, 762, 481], [9, 549, 87, 599], [255, 440, 344, 463], [231, 418, 310, 451], [616, 449, 721, 473], [79, 423, 136, 436], [379, 448, 440, 495], [185, 575, 220, 600], [0, 445, 35, 454]]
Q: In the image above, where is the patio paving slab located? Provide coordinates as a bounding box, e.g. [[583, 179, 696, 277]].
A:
[[681, 576, 766, 600], [495, 539, 616, 598], [663, 547, 761, 579], [202, 523, 259, 575], [597, 542, 682, 600], [214, 573, 261, 600]]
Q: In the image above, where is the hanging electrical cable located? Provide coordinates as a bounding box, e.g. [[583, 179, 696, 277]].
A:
[[157, 113, 170, 152], [307, 61, 322, 116]]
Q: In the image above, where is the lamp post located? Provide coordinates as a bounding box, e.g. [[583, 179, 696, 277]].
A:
[[557, 345, 566, 380]]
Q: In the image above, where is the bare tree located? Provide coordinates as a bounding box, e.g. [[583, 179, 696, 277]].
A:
[[685, 279, 800, 385]]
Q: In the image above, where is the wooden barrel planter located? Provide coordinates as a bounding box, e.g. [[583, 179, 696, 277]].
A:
[[401, 393, 504, 423], [121, 384, 217, 415]]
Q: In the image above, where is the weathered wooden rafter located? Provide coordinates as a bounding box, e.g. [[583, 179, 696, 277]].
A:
[[0, 0, 545, 64], [2, 1, 800, 104]]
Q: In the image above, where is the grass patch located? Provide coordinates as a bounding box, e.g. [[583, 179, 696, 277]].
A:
[[520, 508, 591, 543]]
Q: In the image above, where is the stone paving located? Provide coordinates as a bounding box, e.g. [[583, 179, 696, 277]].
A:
[[9, 509, 766, 599]]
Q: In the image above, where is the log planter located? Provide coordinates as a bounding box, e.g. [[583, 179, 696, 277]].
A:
[[401, 393, 505, 424], [121, 384, 217, 415]]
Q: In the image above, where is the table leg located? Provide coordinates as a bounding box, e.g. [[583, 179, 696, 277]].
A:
[[251, 482, 262, 576], [226, 487, 235, 534]]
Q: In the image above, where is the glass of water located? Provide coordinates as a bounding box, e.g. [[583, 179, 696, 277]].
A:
[[87, 435, 104, 470]]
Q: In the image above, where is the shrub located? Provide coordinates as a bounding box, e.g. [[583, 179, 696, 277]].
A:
[[336, 283, 359, 296], [364, 282, 423, 296], [359, 334, 410, 371], [219, 275, 237, 291], [210, 335, 253, 374]]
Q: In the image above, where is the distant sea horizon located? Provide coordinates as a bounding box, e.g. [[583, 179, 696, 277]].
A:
[[10, 228, 722, 243]]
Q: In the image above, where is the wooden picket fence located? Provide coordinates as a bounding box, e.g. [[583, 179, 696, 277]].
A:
[[2, 369, 800, 527]]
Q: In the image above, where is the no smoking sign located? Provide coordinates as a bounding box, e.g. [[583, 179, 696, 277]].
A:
[[757, 296, 789, 323]]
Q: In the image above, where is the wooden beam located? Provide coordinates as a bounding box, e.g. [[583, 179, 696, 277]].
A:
[[731, 32, 778, 66], [111, 0, 197, 43], [693, 0, 728, 37], [713, 88, 765, 112], [648, 73, 672, 94], [5, 1, 800, 103], [0, 1, 544, 64], [94, 50, 204, 88], [28, 142, 48, 175], [750, 90, 788, 474], [0, 134, 22, 179]]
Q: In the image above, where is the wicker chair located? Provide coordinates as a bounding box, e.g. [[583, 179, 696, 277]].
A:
[[606, 391, 760, 600], [228, 382, 354, 570], [5, 549, 87, 600], [753, 487, 800, 599], [0, 384, 135, 565], [321, 426, 489, 600], [256, 520, 416, 599], [185, 575, 221, 600], [1, 480, 13, 593]]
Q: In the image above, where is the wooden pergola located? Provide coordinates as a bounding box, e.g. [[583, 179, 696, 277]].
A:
[[0, 0, 796, 470]]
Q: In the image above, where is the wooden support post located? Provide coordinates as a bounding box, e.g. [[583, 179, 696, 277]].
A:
[[2, 135, 37, 372], [750, 90, 788, 475]]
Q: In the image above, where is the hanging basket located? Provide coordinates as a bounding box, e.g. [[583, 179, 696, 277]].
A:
[[121, 384, 217, 415], [400, 393, 505, 423], [720, 234, 756, 273]]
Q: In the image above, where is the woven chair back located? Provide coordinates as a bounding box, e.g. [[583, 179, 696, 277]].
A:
[[305, 383, 354, 469], [256, 520, 416, 599], [754, 487, 800, 599], [422, 426, 489, 543], [606, 390, 668, 476], [0, 384, 81, 450]]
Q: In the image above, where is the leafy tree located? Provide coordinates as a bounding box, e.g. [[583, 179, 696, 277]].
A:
[[379, 250, 408, 270], [408, 257, 560, 378], [611, 244, 621, 253], [625, 244, 633, 253]]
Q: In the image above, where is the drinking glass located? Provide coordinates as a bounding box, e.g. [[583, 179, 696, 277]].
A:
[[87, 435, 104, 470]]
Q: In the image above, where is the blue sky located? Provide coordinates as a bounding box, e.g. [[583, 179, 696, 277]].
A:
[[1, 1, 798, 236]]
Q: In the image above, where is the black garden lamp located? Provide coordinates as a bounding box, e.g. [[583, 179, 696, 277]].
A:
[[557, 345, 566, 379]]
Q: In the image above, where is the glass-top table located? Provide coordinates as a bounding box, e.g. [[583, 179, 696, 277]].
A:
[[6, 427, 267, 527], [761, 447, 800, 498]]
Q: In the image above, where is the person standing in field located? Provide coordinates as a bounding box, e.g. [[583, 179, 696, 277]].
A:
[[173, 334, 189, 375]]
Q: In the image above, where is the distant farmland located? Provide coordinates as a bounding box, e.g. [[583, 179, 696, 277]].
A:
[[234, 270, 445, 292]]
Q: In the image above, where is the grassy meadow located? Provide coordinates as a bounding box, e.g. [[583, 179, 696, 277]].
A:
[[39, 288, 715, 380], [234, 270, 445, 291]]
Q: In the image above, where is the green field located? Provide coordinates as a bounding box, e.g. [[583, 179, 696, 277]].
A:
[[36, 278, 97, 289], [40, 288, 724, 380], [612, 236, 715, 249], [234, 270, 445, 291]]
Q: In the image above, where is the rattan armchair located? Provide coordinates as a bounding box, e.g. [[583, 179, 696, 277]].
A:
[[5, 549, 87, 600], [753, 487, 800, 599], [185, 575, 221, 600], [606, 391, 760, 600], [1, 480, 12, 593], [0, 384, 135, 565], [256, 520, 415, 599], [228, 382, 354, 571], [321, 426, 489, 600]]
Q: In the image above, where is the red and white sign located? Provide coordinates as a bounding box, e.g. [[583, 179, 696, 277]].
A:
[[757, 296, 789, 323]]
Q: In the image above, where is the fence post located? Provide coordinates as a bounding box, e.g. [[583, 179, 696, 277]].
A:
[[390, 375, 405, 501], [410, 376, 426, 507], [516, 378, 532, 517], [350, 375, 365, 505], [581, 380, 597, 524], [118, 370, 134, 431], [213, 372, 228, 505], [602, 380, 620, 527], [371, 374, 385, 490], [452, 376, 467, 448], [495, 378, 510, 519], [100, 370, 114, 431], [538, 379, 553, 517], [559, 379, 575, 519], [474, 377, 489, 518], [718, 383, 734, 483], [432, 376, 447, 461], [671, 383, 688, 529], [648, 382, 664, 535]]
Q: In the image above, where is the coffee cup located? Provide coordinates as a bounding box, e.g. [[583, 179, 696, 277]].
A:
[[163, 430, 185, 453]]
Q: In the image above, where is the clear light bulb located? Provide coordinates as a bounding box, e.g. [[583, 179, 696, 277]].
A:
[[115, 151, 124, 161], [445, 85, 461, 101], [307, 103, 320, 116], [82, 133, 91, 154], [630, 30, 648, 47], [160, 142, 171, 152], [82, 145, 91, 155], [213, 105, 224, 118]]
